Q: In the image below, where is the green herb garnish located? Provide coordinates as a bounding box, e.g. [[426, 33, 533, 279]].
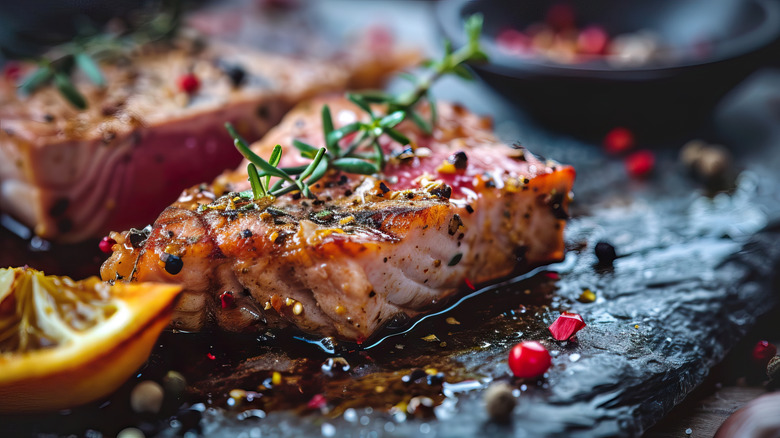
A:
[[227, 14, 488, 201], [15, 1, 181, 109]]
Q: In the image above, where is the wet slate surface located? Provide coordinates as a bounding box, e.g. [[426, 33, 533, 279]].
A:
[[115, 75, 780, 438], [4, 3, 780, 437]]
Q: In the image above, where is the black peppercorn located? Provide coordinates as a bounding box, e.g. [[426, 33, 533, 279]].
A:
[[448, 151, 468, 170], [163, 254, 183, 275], [402, 368, 428, 383], [426, 372, 445, 385], [595, 241, 617, 266]]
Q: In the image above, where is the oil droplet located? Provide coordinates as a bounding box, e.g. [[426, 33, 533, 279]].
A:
[[322, 423, 336, 437], [344, 408, 358, 423]]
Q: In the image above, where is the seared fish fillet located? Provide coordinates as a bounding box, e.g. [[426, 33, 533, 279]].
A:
[[101, 97, 575, 341], [0, 37, 415, 242]]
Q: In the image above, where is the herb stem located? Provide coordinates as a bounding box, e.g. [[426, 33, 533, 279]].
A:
[[224, 14, 487, 204]]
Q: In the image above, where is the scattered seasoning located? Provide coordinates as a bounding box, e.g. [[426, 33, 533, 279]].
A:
[[162, 253, 183, 275], [162, 371, 187, 398], [292, 302, 304, 315], [220, 291, 235, 309], [578, 288, 597, 303], [544, 272, 560, 280], [314, 210, 334, 222], [402, 369, 428, 384], [625, 150, 655, 179], [321, 357, 350, 374], [229, 388, 247, 404], [430, 183, 453, 199], [448, 151, 468, 170], [221, 64, 246, 88], [464, 278, 475, 290], [448, 214, 463, 235], [548, 312, 586, 341], [578, 25, 609, 55], [422, 334, 441, 342], [271, 371, 282, 386], [483, 382, 516, 423], [426, 372, 445, 385], [130, 381, 164, 414], [446, 317, 461, 325], [407, 396, 435, 417], [241, 229, 253, 238], [3, 62, 21, 81], [465, 204, 474, 214], [378, 182, 391, 193], [752, 341, 777, 366], [207, 352, 216, 360], [767, 356, 780, 382], [448, 253, 463, 266], [177, 73, 200, 94], [595, 241, 617, 266], [127, 226, 152, 248], [99, 236, 116, 254], [116, 428, 145, 438], [604, 127, 635, 155], [508, 341, 551, 379], [307, 394, 327, 410]]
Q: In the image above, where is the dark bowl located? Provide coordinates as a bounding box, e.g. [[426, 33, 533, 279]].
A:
[[436, 0, 780, 140]]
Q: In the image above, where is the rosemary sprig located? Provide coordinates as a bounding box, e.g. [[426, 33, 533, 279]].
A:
[[227, 14, 488, 202], [15, 1, 181, 109], [225, 123, 327, 199]]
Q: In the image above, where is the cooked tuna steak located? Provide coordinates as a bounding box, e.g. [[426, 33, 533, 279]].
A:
[[0, 38, 416, 242], [100, 97, 575, 341]]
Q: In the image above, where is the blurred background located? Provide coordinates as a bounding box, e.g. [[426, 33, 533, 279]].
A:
[[3, 0, 780, 142]]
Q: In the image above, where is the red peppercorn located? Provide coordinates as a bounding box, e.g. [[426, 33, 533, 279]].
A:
[[752, 340, 777, 366], [99, 236, 116, 254], [603, 127, 635, 155], [625, 150, 655, 179], [496, 28, 532, 54], [508, 341, 551, 379], [577, 26, 609, 55], [307, 394, 327, 410], [548, 312, 586, 341], [4, 62, 21, 81], [177, 73, 200, 94], [220, 291, 235, 309]]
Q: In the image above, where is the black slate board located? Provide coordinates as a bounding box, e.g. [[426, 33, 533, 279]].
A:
[[148, 76, 780, 438]]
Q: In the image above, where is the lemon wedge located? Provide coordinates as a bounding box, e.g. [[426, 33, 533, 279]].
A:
[[0, 267, 181, 413]]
